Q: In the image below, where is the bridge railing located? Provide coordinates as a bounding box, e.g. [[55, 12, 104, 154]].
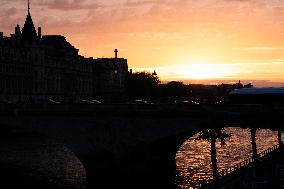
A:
[[179, 144, 280, 189], [212, 144, 280, 188]]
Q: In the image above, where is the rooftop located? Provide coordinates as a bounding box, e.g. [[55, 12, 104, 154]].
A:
[[230, 87, 284, 95]]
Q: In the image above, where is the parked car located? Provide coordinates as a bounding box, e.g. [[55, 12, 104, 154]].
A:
[[129, 100, 148, 104], [174, 100, 190, 105], [48, 99, 61, 104], [90, 99, 102, 104], [81, 100, 95, 104], [190, 100, 200, 105]]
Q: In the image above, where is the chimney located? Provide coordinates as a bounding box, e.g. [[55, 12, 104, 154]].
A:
[[38, 27, 42, 38]]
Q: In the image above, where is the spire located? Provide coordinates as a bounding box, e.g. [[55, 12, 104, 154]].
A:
[[22, 0, 37, 42]]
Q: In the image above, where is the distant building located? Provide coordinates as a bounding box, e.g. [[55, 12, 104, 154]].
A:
[[229, 88, 284, 104], [93, 58, 128, 102], [0, 3, 128, 103], [232, 80, 244, 90]]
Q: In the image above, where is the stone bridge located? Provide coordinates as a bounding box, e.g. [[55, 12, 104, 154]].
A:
[[0, 104, 216, 189], [0, 103, 280, 189]]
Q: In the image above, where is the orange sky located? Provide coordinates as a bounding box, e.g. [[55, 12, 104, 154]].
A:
[[2, 0, 284, 86]]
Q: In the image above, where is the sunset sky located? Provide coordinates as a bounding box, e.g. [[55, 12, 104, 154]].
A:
[[1, 0, 284, 86]]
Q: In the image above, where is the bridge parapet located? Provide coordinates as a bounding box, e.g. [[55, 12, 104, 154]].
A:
[[201, 144, 280, 189]]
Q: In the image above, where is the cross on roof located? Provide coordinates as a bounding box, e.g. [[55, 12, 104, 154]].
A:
[[114, 49, 118, 58]]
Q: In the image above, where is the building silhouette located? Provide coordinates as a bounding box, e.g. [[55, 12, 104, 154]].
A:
[[0, 3, 128, 103]]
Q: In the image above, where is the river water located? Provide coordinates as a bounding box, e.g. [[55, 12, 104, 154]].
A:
[[175, 127, 283, 189]]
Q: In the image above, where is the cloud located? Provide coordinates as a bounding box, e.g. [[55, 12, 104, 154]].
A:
[[37, 0, 101, 10], [222, 0, 251, 2], [3, 0, 284, 84], [241, 47, 284, 51], [124, 0, 163, 7]]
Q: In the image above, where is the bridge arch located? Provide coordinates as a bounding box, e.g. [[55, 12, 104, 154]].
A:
[[0, 125, 87, 189], [0, 113, 206, 189]]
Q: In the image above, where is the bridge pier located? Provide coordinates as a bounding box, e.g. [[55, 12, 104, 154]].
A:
[[80, 130, 198, 189]]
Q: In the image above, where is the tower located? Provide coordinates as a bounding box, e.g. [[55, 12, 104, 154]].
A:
[[22, 0, 37, 42]]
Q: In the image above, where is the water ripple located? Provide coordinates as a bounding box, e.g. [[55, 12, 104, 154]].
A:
[[176, 127, 283, 189]]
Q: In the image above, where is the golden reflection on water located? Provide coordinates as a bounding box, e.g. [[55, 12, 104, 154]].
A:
[[175, 127, 283, 189]]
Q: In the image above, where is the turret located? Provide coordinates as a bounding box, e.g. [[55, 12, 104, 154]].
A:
[[15, 25, 21, 36]]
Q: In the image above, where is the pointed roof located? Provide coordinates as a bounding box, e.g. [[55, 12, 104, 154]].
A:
[[21, 1, 37, 42]]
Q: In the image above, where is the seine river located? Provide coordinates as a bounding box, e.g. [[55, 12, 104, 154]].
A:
[[175, 127, 283, 189]]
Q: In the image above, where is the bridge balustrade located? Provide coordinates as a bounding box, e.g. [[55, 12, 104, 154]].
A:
[[217, 144, 279, 188], [179, 144, 280, 189]]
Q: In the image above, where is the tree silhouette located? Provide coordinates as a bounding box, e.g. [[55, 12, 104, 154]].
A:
[[270, 118, 283, 148], [197, 127, 230, 189], [159, 81, 189, 98], [242, 116, 259, 162], [250, 127, 259, 162], [244, 122, 260, 180], [271, 113, 283, 148], [126, 71, 160, 102]]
